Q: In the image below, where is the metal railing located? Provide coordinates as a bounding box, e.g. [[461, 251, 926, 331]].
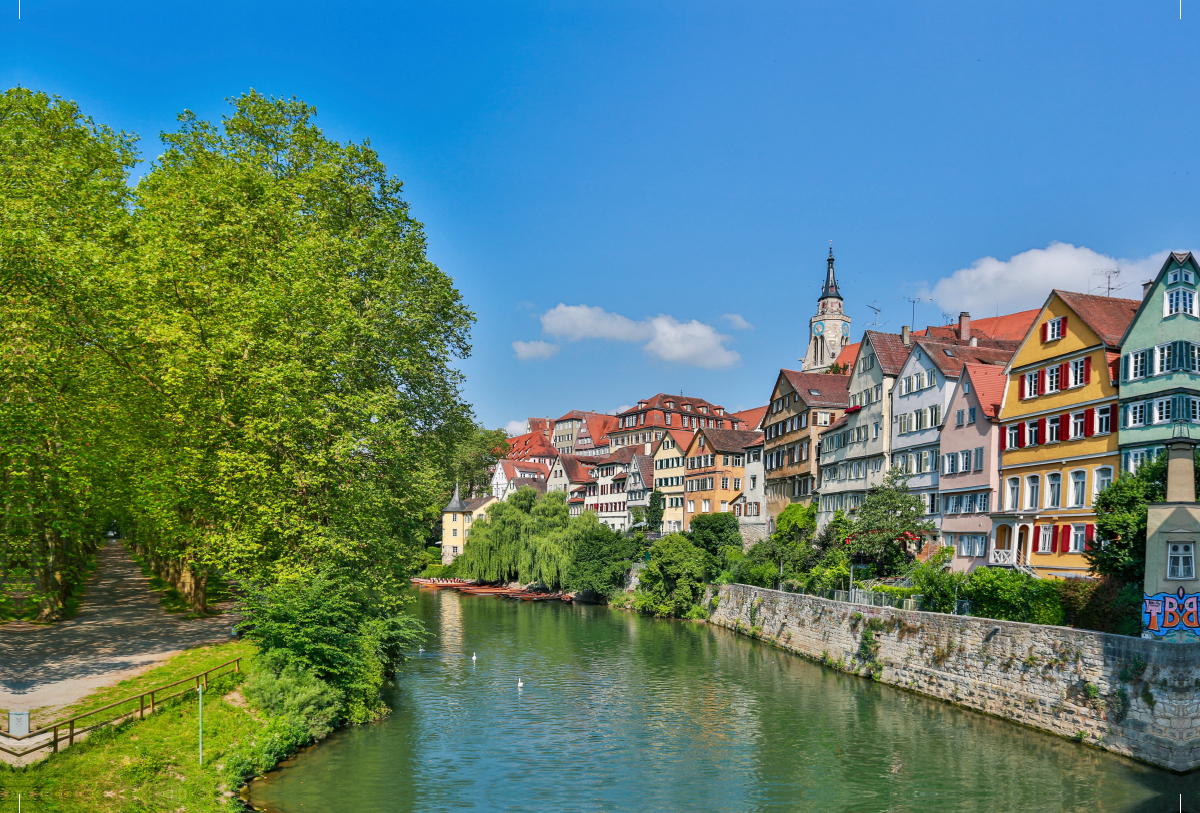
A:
[[0, 657, 241, 758], [803, 587, 923, 611]]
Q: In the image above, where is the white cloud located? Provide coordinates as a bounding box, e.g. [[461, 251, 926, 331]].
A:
[[722, 313, 753, 330], [537, 303, 741, 369], [512, 340, 560, 361], [504, 420, 526, 436], [924, 242, 1171, 316]]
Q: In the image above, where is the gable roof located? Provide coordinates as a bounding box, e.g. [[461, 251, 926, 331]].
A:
[[731, 405, 769, 432], [618, 393, 727, 417], [863, 330, 913, 376], [633, 454, 654, 486], [915, 310, 1039, 343], [779, 370, 851, 409], [834, 342, 860, 369], [1115, 250, 1200, 347], [1053, 290, 1140, 348], [463, 494, 497, 512], [822, 413, 851, 434], [694, 428, 765, 454], [961, 363, 1007, 420], [910, 340, 1013, 379], [554, 409, 601, 423], [506, 431, 559, 461], [576, 413, 618, 447], [499, 459, 550, 481], [654, 428, 694, 454], [556, 454, 595, 483]]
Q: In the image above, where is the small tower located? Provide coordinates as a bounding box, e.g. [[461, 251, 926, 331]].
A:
[[802, 246, 851, 372]]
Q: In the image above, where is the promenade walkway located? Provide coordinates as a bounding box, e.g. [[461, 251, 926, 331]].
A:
[[0, 540, 237, 719]]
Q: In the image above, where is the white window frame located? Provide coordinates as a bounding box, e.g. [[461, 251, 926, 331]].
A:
[[1038, 525, 1054, 553], [1046, 473, 1062, 509], [1069, 524, 1086, 553], [1026, 475, 1040, 510], [1024, 371, 1038, 398], [1093, 466, 1113, 499], [1069, 358, 1085, 388], [1069, 470, 1087, 508], [1006, 478, 1021, 511], [1169, 543, 1195, 580], [1047, 317, 1063, 340]]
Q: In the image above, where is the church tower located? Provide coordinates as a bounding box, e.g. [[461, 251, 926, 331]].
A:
[[801, 246, 851, 372]]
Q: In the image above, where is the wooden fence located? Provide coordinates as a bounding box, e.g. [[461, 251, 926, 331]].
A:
[[0, 657, 242, 758]]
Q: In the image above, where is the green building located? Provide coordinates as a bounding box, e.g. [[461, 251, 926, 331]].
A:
[[1116, 251, 1200, 471]]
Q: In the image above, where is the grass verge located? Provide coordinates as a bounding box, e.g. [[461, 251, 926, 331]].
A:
[[2, 641, 260, 812]]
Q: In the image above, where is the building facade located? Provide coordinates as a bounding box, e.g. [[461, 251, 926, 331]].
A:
[[1116, 251, 1200, 472], [939, 363, 1007, 572], [762, 370, 849, 527], [441, 485, 498, 564], [733, 439, 768, 546], [651, 429, 690, 533], [681, 428, 764, 532], [992, 290, 1137, 578]]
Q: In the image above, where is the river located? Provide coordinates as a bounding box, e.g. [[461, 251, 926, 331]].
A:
[[249, 588, 1193, 813]]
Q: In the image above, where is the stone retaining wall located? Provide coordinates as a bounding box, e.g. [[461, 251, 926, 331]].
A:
[[711, 583, 1200, 771]]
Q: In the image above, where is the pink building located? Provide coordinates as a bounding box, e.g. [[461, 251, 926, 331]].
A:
[[939, 363, 1007, 573]]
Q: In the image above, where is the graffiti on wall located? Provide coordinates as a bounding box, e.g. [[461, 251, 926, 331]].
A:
[[1143, 587, 1200, 636]]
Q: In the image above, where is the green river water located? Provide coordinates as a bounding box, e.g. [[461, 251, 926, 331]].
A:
[[249, 588, 1196, 813]]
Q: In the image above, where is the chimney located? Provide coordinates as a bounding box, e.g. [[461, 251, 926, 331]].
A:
[[1166, 440, 1197, 503], [901, 325, 911, 346], [1143, 281, 1154, 301], [958, 311, 971, 341]]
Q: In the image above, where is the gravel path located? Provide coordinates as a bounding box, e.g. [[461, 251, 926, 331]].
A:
[[0, 539, 239, 717]]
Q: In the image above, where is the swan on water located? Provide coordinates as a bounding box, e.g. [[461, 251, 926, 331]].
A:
[[472, 652, 477, 663], [518, 678, 524, 689]]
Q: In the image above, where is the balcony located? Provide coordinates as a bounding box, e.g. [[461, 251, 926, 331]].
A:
[[989, 548, 1014, 566]]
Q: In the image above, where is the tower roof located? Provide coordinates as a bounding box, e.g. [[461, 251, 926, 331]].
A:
[[443, 483, 468, 513], [820, 246, 842, 300]]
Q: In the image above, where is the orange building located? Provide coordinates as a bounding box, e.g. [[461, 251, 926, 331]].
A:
[[682, 428, 765, 530]]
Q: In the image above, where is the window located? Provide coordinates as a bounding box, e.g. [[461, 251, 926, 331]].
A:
[[963, 493, 977, 513], [978, 492, 990, 512], [874, 384, 882, 402], [1155, 398, 1173, 424], [720, 501, 728, 512], [898, 413, 909, 434], [1069, 525, 1086, 553], [1026, 476, 1040, 509], [957, 533, 970, 557], [945, 453, 957, 474], [966, 407, 976, 425], [1007, 478, 1021, 511], [1167, 287, 1197, 317], [956, 409, 965, 427], [1047, 416, 1061, 443], [1070, 358, 1085, 387], [748, 476, 755, 489], [1047, 317, 1063, 340], [702, 499, 711, 512], [452, 528, 458, 537], [1126, 402, 1147, 427], [1006, 425, 1020, 448], [1128, 350, 1148, 380], [1126, 448, 1151, 473], [1024, 371, 1038, 397], [1026, 421, 1040, 446], [721, 477, 730, 489], [1046, 473, 1062, 508], [1046, 365, 1060, 392], [687, 500, 694, 512], [1097, 407, 1111, 434], [973, 447, 983, 471], [1070, 471, 1087, 507], [1038, 525, 1053, 553], [452, 546, 458, 555], [960, 449, 971, 472], [1094, 467, 1113, 497], [1169, 543, 1195, 579], [817, 412, 830, 426]]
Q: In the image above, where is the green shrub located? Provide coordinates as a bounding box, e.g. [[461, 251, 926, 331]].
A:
[[1057, 578, 1142, 636], [632, 533, 707, 617], [243, 650, 343, 740], [224, 714, 313, 783], [964, 566, 1064, 625]]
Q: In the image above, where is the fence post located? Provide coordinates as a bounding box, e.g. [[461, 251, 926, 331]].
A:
[[69, 720, 74, 746], [234, 658, 241, 674], [52, 726, 58, 753], [150, 691, 155, 714], [140, 695, 145, 720], [203, 670, 208, 692]]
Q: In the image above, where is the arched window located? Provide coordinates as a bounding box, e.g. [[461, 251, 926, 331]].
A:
[[1069, 470, 1087, 507], [1025, 475, 1040, 510]]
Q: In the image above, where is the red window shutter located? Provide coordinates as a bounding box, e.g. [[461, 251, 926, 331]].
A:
[[1051, 525, 1060, 553], [1110, 403, 1119, 426], [1061, 315, 1068, 334], [1061, 413, 1071, 440], [1059, 363, 1069, 387], [1038, 369, 1047, 394], [1083, 356, 1092, 384], [1085, 524, 1094, 550], [1041, 322, 1048, 342], [1037, 417, 1047, 444], [1084, 408, 1095, 437], [1017, 425, 1026, 448], [1019, 375, 1026, 399], [1000, 427, 1008, 451]]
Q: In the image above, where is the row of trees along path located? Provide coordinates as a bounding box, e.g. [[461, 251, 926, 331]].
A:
[[0, 538, 236, 720]]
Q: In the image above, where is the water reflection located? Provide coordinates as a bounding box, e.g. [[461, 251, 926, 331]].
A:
[[251, 589, 1188, 813]]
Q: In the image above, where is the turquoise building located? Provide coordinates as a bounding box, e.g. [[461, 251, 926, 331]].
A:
[[1116, 251, 1200, 471]]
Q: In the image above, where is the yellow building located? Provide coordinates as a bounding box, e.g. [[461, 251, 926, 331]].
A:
[[651, 429, 692, 533], [992, 291, 1138, 577], [682, 428, 765, 530], [441, 485, 498, 565]]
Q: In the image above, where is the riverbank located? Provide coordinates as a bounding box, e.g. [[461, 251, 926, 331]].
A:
[[0, 641, 258, 811], [710, 583, 1200, 772]]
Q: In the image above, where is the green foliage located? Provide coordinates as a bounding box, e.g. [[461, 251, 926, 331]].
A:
[[1056, 578, 1143, 636], [844, 468, 936, 575], [1089, 452, 1200, 582], [243, 650, 344, 740], [967, 566, 1064, 626], [647, 489, 665, 531], [688, 512, 743, 561], [633, 533, 708, 617], [565, 513, 636, 594], [907, 547, 966, 613], [238, 570, 425, 723], [775, 502, 818, 542]]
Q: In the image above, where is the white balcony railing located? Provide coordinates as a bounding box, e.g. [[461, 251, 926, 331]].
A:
[[990, 548, 1014, 565]]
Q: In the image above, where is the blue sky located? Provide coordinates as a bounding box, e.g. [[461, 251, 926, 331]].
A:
[[5, 1, 1197, 432]]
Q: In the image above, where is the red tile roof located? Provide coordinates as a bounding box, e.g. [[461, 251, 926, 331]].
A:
[[633, 454, 654, 486], [1054, 290, 1141, 348], [779, 370, 852, 409], [731, 405, 768, 431], [526, 417, 554, 437], [961, 362, 1007, 420], [506, 431, 559, 462], [557, 454, 596, 483], [690, 428, 766, 455], [1106, 350, 1121, 385], [915, 310, 1039, 342], [863, 330, 913, 376], [575, 413, 618, 448], [822, 413, 851, 433], [834, 342, 860, 369], [618, 393, 726, 417], [913, 340, 1013, 378]]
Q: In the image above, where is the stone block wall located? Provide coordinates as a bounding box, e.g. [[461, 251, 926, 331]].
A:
[[710, 583, 1200, 771]]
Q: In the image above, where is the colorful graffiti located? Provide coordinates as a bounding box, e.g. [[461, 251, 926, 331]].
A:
[[1143, 587, 1200, 636]]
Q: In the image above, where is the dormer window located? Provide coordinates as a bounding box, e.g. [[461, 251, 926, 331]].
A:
[[684, 404, 692, 412], [700, 406, 709, 414], [666, 401, 675, 409], [1169, 268, 1196, 285]]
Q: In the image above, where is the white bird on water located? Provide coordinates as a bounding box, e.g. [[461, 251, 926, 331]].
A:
[[517, 678, 524, 689], [472, 652, 477, 663]]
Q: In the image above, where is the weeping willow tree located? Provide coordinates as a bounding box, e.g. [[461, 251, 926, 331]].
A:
[[459, 488, 633, 591]]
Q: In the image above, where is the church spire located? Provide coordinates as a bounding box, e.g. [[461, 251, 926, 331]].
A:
[[821, 243, 842, 300]]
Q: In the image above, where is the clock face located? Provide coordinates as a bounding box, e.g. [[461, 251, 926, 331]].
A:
[[841, 323, 850, 337], [812, 322, 825, 336]]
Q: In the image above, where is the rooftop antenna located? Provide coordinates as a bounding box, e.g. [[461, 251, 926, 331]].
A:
[[897, 296, 931, 328], [1090, 267, 1133, 297], [941, 312, 956, 327], [866, 301, 882, 327]]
